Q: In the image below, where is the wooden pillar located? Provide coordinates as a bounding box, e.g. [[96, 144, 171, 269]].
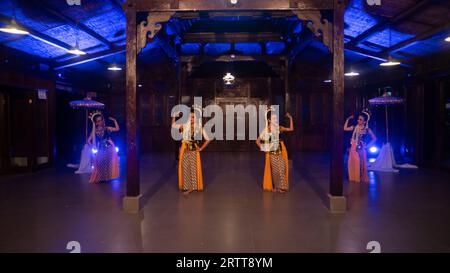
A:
[[123, 2, 141, 213], [284, 58, 293, 162], [328, 0, 346, 212], [284, 58, 291, 113]]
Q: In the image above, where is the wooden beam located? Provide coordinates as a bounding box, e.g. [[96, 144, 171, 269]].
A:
[[330, 0, 345, 198], [0, 14, 73, 52], [182, 32, 284, 43], [346, 0, 433, 47], [132, 0, 334, 11], [345, 45, 415, 68], [180, 54, 285, 66], [36, 0, 115, 49], [125, 3, 140, 198], [386, 21, 450, 54], [53, 46, 126, 70]]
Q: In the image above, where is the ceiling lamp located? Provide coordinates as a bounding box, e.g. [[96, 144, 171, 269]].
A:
[[67, 24, 86, 55], [380, 57, 401, 67], [223, 72, 235, 85], [0, 2, 29, 35], [380, 26, 401, 67], [67, 46, 86, 56], [108, 64, 122, 71], [0, 20, 29, 35], [345, 71, 359, 77]]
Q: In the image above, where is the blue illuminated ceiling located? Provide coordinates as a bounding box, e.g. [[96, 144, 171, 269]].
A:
[[0, 0, 448, 75]]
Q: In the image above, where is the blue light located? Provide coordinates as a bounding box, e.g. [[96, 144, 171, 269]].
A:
[[115, 147, 119, 153], [369, 146, 379, 154], [91, 148, 98, 154]]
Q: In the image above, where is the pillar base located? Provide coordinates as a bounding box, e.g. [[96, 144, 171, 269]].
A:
[[326, 194, 347, 213], [123, 195, 143, 214]]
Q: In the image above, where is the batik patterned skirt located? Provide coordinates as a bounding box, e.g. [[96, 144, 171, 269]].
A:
[[178, 141, 204, 191], [89, 145, 119, 183], [348, 140, 369, 183], [263, 142, 289, 191]]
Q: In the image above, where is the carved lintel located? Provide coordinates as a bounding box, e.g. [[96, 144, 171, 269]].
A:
[[137, 12, 175, 53], [293, 11, 333, 52], [290, 0, 334, 10]]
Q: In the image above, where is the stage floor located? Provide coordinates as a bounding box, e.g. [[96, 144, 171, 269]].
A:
[[1, 152, 450, 253]]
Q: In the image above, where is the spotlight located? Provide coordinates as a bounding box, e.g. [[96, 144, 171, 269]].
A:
[[91, 148, 98, 154], [369, 146, 379, 154], [115, 147, 119, 153], [369, 158, 376, 163], [445, 36, 450, 42], [230, 0, 239, 5], [324, 79, 332, 83]]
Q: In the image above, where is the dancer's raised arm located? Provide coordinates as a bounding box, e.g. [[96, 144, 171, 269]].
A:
[[282, 112, 294, 132], [344, 115, 354, 131], [107, 117, 120, 132], [172, 112, 182, 130]]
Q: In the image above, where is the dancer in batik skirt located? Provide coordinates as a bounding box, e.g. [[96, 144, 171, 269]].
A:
[[172, 109, 211, 195], [344, 111, 377, 183], [256, 110, 294, 193], [88, 113, 120, 183]]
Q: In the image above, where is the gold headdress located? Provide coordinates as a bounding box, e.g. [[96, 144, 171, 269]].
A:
[[89, 111, 103, 123]]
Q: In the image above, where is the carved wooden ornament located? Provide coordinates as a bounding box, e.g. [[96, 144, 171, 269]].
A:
[[137, 12, 175, 53]]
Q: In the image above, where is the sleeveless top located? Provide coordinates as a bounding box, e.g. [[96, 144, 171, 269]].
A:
[[351, 125, 368, 147], [260, 126, 282, 154], [95, 127, 112, 150]]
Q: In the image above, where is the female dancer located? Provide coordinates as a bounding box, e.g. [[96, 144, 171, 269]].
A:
[[256, 110, 294, 193], [344, 112, 377, 183], [172, 109, 211, 195], [87, 113, 120, 183]]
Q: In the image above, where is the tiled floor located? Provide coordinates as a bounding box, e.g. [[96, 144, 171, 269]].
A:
[[0, 152, 449, 253]]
